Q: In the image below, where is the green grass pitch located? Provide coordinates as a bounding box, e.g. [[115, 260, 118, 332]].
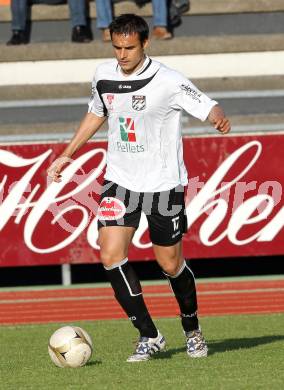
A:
[[1, 314, 284, 390]]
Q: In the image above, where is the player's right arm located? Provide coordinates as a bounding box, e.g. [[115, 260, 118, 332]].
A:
[[47, 112, 106, 182]]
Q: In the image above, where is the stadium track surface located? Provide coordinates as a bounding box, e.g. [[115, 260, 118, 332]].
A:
[[0, 278, 284, 325]]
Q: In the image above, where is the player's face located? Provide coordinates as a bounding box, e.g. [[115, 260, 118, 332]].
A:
[[111, 32, 149, 75]]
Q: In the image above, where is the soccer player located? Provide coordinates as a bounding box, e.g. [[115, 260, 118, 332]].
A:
[[47, 13, 231, 362]]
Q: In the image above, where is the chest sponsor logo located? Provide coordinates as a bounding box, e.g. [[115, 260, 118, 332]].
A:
[[180, 84, 202, 103], [119, 117, 136, 142], [116, 117, 145, 153], [132, 95, 146, 111], [97, 197, 126, 220]]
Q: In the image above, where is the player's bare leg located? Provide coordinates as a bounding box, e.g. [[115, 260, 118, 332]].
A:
[[98, 226, 135, 268], [153, 241, 208, 357], [99, 226, 166, 362], [153, 240, 184, 276]]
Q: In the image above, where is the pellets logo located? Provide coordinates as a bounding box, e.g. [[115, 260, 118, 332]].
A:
[[119, 117, 136, 142], [97, 197, 126, 220]]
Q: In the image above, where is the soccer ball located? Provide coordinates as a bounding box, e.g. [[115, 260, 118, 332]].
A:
[[48, 326, 93, 368]]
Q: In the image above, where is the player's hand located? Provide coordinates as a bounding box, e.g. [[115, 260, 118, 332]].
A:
[[214, 117, 231, 134], [47, 156, 71, 183]]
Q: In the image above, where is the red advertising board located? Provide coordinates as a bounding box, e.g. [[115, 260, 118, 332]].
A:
[[0, 133, 283, 266]]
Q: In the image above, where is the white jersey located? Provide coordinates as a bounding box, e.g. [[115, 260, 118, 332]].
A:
[[88, 57, 217, 192]]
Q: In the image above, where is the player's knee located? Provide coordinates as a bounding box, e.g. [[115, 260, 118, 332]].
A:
[[100, 248, 127, 268], [161, 258, 182, 276]]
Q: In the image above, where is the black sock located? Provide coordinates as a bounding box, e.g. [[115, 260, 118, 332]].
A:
[[104, 258, 158, 338], [165, 261, 199, 332]]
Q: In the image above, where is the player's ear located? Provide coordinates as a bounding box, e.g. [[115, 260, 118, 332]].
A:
[[142, 39, 149, 50]]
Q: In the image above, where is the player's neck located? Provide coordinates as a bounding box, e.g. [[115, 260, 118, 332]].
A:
[[121, 55, 147, 76]]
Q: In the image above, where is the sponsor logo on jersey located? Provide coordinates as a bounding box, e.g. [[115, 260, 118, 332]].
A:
[[90, 85, 98, 100], [107, 94, 114, 105], [119, 117, 136, 142], [116, 117, 145, 153], [97, 197, 126, 220], [180, 84, 202, 102], [106, 94, 114, 110], [132, 95, 146, 111], [116, 142, 145, 153]]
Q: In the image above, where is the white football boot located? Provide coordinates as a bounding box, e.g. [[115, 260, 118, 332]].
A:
[[185, 327, 208, 358], [127, 330, 166, 362]]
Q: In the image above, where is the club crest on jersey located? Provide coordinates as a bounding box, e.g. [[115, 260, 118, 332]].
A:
[[132, 95, 146, 111]]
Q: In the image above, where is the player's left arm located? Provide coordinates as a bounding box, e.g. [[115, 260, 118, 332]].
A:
[[208, 104, 231, 134]]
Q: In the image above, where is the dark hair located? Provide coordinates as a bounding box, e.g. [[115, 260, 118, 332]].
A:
[[109, 14, 149, 44]]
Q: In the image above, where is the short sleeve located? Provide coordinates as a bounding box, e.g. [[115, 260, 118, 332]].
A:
[[88, 74, 106, 117], [170, 77, 218, 122]]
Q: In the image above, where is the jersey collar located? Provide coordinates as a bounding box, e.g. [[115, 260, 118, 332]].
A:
[[117, 56, 151, 78]]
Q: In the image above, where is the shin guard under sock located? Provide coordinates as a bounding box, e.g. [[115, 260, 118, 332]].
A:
[[165, 261, 199, 332], [104, 258, 158, 338]]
